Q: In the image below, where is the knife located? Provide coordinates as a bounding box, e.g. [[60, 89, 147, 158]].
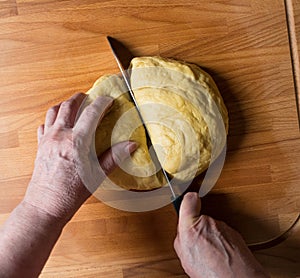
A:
[[106, 36, 182, 214]]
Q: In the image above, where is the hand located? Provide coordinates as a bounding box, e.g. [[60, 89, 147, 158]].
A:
[[174, 192, 269, 278], [24, 93, 137, 223]]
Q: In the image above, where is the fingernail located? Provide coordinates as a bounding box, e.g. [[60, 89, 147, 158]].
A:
[[126, 141, 138, 153], [184, 192, 199, 200]]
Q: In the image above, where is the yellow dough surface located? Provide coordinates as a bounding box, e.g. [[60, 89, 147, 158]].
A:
[[86, 75, 166, 191], [130, 57, 228, 181], [85, 57, 228, 191]]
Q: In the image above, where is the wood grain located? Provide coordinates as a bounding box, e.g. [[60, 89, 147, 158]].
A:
[[0, 0, 299, 276], [286, 0, 300, 123], [0, 0, 17, 18]]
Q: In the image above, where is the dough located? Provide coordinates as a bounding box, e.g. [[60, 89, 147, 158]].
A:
[[86, 75, 166, 191], [85, 57, 228, 191], [130, 57, 228, 181]]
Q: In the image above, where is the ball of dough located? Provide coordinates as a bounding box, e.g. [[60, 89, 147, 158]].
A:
[[85, 56, 228, 191]]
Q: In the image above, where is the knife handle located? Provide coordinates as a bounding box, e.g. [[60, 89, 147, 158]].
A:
[[172, 194, 183, 215]]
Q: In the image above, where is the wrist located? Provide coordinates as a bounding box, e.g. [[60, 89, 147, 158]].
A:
[[17, 200, 66, 233], [25, 176, 90, 224]]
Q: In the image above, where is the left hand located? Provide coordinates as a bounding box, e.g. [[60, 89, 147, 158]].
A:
[[24, 93, 137, 223]]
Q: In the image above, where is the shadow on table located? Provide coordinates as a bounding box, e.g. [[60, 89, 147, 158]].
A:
[[201, 66, 247, 152]]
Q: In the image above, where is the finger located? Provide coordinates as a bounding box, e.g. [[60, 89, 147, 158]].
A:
[[45, 104, 60, 130], [178, 192, 201, 230], [99, 141, 138, 175], [74, 96, 113, 139], [55, 93, 86, 128], [37, 124, 44, 144]]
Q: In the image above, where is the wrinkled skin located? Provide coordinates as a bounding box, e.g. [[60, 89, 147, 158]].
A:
[[0, 93, 137, 278], [24, 93, 137, 223], [174, 192, 269, 278]]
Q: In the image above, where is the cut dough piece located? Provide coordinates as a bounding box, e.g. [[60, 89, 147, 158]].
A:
[[86, 75, 166, 191], [130, 56, 228, 181]]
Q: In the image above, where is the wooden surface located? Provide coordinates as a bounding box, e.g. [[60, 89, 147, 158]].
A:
[[0, 0, 300, 277]]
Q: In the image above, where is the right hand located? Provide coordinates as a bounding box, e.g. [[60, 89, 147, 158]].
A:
[[174, 192, 269, 278]]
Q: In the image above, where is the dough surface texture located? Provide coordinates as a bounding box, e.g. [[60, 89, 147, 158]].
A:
[[85, 56, 228, 191]]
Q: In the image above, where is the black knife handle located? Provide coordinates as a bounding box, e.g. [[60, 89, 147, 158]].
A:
[[172, 194, 184, 215]]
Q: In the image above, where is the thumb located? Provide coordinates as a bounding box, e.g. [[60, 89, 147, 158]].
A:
[[99, 141, 138, 175], [178, 192, 201, 230]]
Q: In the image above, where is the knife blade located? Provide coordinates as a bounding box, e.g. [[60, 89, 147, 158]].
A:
[[106, 36, 181, 212]]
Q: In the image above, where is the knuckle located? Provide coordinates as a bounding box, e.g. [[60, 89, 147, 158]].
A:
[[85, 105, 99, 118], [47, 105, 58, 115], [73, 128, 85, 139], [186, 227, 198, 240], [192, 215, 220, 234], [199, 214, 211, 224], [60, 99, 74, 110], [55, 118, 68, 128]]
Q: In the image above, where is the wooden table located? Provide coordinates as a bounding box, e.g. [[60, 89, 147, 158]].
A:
[[0, 0, 299, 277]]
